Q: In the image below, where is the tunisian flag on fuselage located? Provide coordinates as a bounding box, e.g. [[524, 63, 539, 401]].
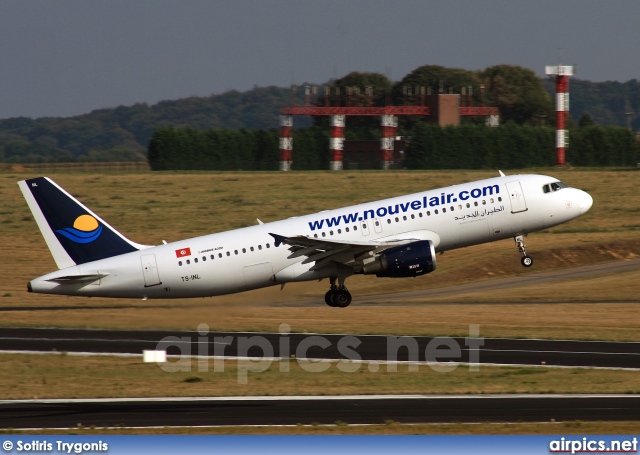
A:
[[175, 247, 191, 258]]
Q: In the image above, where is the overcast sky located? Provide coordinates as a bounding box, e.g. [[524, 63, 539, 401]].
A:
[[1, 0, 638, 119]]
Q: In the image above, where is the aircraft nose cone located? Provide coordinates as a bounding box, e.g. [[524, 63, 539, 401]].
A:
[[579, 191, 593, 214]]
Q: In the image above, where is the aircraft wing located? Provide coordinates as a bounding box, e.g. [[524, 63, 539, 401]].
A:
[[270, 233, 414, 271]]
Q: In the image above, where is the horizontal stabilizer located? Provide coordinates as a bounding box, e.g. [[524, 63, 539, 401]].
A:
[[46, 273, 109, 284]]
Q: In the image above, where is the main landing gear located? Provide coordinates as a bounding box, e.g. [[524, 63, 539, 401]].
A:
[[515, 234, 534, 267], [325, 276, 352, 308]]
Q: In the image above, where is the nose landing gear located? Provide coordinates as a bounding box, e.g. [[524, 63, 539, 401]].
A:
[[515, 234, 534, 267]]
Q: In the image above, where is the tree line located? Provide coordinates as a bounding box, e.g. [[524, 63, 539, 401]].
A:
[[1, 64, 639, 164], [148, 123, 638, 171]]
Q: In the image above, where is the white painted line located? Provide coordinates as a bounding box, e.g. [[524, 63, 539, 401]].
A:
[[1, 393, 639, 405]]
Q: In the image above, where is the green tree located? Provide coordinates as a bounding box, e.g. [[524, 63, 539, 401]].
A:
[[481, 65, 554, 125], [578, 112, 596, 127], [393, 65, 481, 102]]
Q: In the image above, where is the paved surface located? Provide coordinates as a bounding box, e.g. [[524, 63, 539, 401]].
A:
[[1, 327, 639, 369], [1, 395, 639, 428]]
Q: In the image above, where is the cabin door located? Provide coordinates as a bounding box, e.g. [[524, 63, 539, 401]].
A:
[[505, 181, 528, 214], [141, 254, 162, 287]]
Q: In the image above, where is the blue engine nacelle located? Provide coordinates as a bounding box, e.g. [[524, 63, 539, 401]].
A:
[[362, 240, 437, 278]]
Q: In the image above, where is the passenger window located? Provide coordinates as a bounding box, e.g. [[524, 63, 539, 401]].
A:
[[178, 261, 182, 266], [427, 211, 431, 216], [403, 216, 407, 221], [186, 259, 191, 264], [266, 243, 270, 248], [322, 232, 326, 237], [411, 214, 415, 219], [466, 203, 470, 208], [258, 245, 262, 250], [210, 255, 214, 260], [250, 246, 254, 251], [435, 209, 439, 214], [354, 226, 357, 231], [226, 252, 230, 256], [419, 213, 423, 218], [442, 208, 446, 213], [395, 217, 399, 222], [474, 202, 478, 206], [338, 229, 342, 233], [202, 256, 206, 261], [346, 227, 350, 232], [219, 253, 222, 258], [194, 258, 198, 263], [387, 219, 391, 224], [482, 200, 486, 205], [330, 230, 334, 235], [242, 248, 246, 253]]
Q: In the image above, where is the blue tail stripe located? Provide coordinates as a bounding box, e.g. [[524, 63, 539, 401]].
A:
[[56, 226, 103, 243]]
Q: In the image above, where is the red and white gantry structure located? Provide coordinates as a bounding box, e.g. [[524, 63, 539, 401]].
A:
[[279, 88, 499, 171], [545, 65, 574, 166]]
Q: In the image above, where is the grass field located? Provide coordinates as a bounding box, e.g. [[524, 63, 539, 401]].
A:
[[1, 168, 639, 434], [4, 354, 640, 400]]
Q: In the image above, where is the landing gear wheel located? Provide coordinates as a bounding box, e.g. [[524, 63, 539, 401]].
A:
[[324, 290, 338, 307], [521, 255, 534, 267], [325, 276, 353, 308], [514, 235, 534, 268], [333, 290, 352, 308]]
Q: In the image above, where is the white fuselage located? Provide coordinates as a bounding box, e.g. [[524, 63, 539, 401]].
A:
[[29, 174, 592, 299]]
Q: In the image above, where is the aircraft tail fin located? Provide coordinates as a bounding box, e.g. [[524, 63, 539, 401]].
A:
[[18, 177, 149, 269]]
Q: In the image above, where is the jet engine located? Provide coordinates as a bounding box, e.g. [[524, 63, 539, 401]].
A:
[[362, 240, 436, 278]]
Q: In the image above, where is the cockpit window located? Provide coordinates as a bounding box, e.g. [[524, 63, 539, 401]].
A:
[[543, 181, 568, 193]]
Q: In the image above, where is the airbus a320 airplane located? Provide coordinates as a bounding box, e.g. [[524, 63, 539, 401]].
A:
[[19, 172, 592, 307]]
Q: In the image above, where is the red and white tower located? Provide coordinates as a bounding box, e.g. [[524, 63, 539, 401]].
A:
[[329, 115, 345, 170], [381, 114, 397, 170], [279, 115, 293, 171], [545, 65, 573, 166]]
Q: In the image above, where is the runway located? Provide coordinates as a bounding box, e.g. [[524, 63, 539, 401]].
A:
[[2, 395, 639, 428], [1, 327, 639, 369]]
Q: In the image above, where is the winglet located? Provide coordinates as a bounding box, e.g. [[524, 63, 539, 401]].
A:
[[498, 170, 506, 177], [269, 233, 287, 247], [257, 219, 264, 225]]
